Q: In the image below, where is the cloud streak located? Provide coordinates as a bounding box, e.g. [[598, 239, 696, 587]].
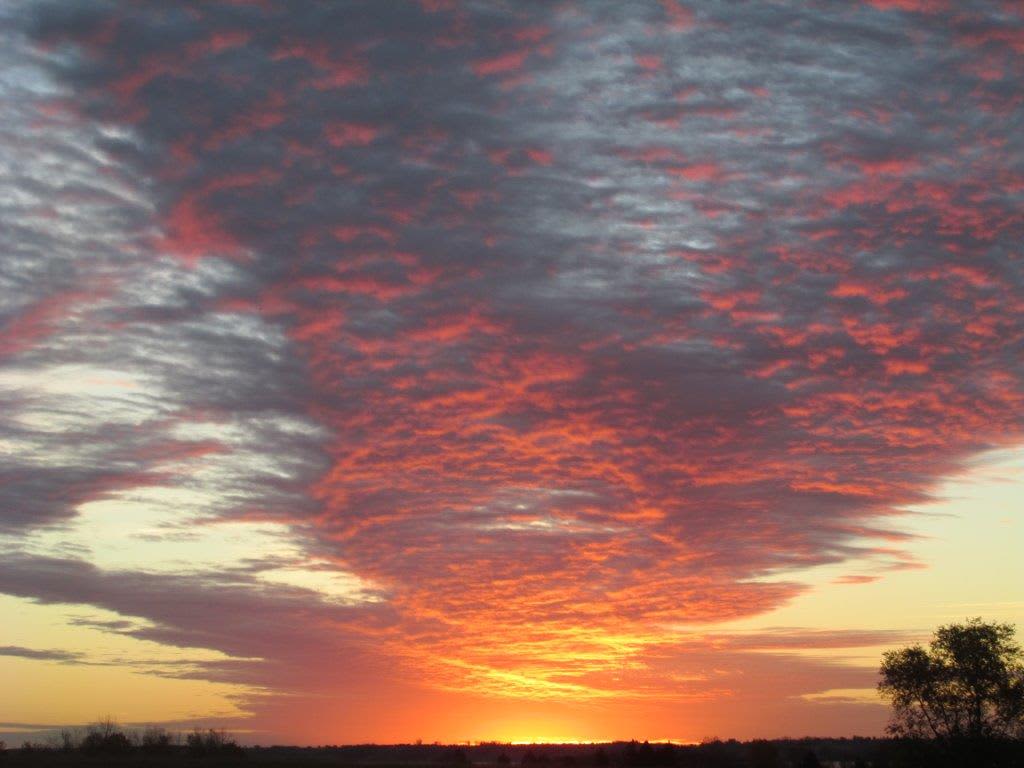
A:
[[0, 645, 82, 662]]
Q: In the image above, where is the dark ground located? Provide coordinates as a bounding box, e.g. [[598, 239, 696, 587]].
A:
[[5, 738, 1024, 768]]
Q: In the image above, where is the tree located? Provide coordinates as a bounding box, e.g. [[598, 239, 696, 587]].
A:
[[140, 726, 173, 752], [186, 728, 242, 757], [80, 716, 131, 754], [58, 729, 77, 751], [879, 618, 1024, 742]]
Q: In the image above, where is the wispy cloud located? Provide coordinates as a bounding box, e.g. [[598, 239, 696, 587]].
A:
[[0, 645, 82, 662]]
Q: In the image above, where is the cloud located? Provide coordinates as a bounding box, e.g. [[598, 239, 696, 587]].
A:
[[0, 0, 1022, 740], [0, 645, 82, 662], [0, 550, 397, 690]]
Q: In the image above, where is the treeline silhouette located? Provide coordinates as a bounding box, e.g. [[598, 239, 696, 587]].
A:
[[5, 718, 243, 761], [6, 729, 1023, 768]]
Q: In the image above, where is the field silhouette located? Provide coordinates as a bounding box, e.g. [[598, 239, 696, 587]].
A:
[[6, 732, 1024, 768]]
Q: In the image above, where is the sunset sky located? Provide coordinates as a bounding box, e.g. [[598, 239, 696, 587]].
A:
[[1, 0, 1023, 746]]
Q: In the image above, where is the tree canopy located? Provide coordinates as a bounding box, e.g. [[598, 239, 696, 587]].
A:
[[879, 618, 1024, 742]]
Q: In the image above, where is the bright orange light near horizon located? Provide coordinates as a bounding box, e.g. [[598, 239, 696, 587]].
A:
[[505, 739, 697, 747]]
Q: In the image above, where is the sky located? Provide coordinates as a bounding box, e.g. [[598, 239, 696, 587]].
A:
[[1, 0, 1023, 746]]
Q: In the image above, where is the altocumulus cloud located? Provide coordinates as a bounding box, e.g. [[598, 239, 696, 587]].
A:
[[0, 0, 1022, 740]]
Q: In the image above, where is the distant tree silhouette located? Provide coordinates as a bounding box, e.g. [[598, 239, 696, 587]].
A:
[[655, 743, 677, 767], [141, 725, 173, 752], [620, 740, 678, 767], [497, 750, 512, 766], [798, 751, 821, 768], [80, 716, 131, 754], [747, 739, 779, 768], [879, 618, 1024, 742], [623, 740, 653, 766], [592, 746, 609, 767], [186, 728, 242, 758], [58, 728, 77, 751]]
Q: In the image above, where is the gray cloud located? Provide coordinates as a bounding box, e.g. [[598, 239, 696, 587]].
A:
[[0, 645, 82, 662]]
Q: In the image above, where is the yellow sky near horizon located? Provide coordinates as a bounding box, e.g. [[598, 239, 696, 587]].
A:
[[3, 446, 1021, 743]]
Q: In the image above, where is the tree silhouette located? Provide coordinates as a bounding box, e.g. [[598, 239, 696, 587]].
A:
[[879, 618, 1024, 742], [185, 728, 242, 758], [141, 726, 173, 752], [747, 740, 779, 768], [80, 716, 131, 754]]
